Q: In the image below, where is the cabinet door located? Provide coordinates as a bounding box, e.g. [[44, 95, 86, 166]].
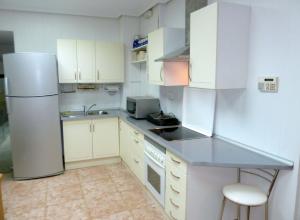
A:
[[96, 42, 124, 83], [119, 120, 133, 167], [190, 3, 218, 89], [63, 120, 93, 162], [77, 40, 96, 83], [148, 29, 164, 85], [93, 118, 119, 158], [57, 39, 77, 83]]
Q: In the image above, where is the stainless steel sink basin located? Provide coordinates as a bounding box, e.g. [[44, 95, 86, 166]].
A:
[[86, 110, 109, 116], [61, 110, 109, 118]]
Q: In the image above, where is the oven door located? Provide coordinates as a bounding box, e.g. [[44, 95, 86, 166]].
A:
[[144, 153, 165, 206]]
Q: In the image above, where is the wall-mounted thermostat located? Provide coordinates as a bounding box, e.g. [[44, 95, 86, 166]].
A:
[[258, 77, 279, 93]]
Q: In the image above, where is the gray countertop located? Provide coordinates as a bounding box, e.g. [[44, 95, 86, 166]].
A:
[[61, 109, 293, 170]]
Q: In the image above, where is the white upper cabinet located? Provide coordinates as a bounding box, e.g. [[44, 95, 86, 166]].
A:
[[57, 39, 77, 83], [57, 39, 124, 84], [77, 40, 96, 83], [148, 28, 188, 86], [190, 2, 250, 89], [96, 42, 124, 83]]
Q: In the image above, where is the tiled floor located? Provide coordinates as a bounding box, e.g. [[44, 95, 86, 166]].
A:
[[2, 163, 169, 220]]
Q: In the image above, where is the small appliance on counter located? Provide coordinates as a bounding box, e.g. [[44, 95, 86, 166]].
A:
[[147, 111, 180, 126], [126, 96, 160, 119]]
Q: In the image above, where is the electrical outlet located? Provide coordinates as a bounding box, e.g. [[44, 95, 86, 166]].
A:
[[258, 76, 279, 93]]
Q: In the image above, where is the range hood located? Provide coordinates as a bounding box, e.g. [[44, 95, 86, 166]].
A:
[[155, 0, 207, 62]]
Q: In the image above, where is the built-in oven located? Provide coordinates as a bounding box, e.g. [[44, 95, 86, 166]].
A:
[[144, 137, 166, 206]]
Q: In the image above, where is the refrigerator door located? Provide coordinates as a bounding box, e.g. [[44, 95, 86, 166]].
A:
[[3, 53, 58, 97], [7, 95, 63, 179]]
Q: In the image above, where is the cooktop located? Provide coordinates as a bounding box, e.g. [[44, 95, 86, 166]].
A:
[[149, 126, 207, 141]]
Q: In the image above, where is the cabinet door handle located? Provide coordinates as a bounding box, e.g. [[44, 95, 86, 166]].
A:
[[170, 171, 180, 180], [134, 159, 139, 164], [134, 131, 139, 135], [89, 124, 92, 132], [170, 185, 180, 194], [134, 139, 139, 144], [170, 198, 180, 209], [160, 64, 163, 81], [169, 211, 178, 220], [74, 72, 77, 80], [97, 70, 100, 80], [171, 157, 181, 165], [189, 62, 192, 82]]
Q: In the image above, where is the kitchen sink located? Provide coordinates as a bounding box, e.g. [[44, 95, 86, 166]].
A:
[[86, 110, 109, 116], [61, 110, 109, 118]]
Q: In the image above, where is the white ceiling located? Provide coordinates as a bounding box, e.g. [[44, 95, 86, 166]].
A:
[[0, 0, 170, 18]]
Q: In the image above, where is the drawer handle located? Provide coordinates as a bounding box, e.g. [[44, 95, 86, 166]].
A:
[[170, 198, 180, 209], [134, 139, 139, 144], [134, 159, 139, 164], [171, 157, 181, 164], [170, 185, 180, 194], [134, 131, 139, 135], [170, 171, 180, 180], [169, 211, 178, 220]]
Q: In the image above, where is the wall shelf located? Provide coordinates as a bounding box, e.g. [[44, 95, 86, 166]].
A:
[[131, 44, 147, 52], [131, 59, 147, 64]]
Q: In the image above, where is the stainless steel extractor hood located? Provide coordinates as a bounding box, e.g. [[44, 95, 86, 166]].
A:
[[155, 0, 207, 62]]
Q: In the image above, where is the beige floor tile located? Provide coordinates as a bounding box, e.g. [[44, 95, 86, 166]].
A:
[[93, 210, 133, 220], [47, 183, 83, 206], [131, 204, 169, 220], [46, 199, 89, 220], [81, 177, 117, 197], [5, 207, 46, 220], [78, 165, 111, 182], [120, 189, 155, 210], [86, 191, 127, 218], [47, 170, 80, 189]]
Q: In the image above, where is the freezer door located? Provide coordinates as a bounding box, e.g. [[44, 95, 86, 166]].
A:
[[7, 95, 63, 179], [3, 53, 58, 97]]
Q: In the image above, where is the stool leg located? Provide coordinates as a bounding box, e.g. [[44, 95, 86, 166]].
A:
[[265, 201, 268, 220], [247, 206, 251, 220], [236, 205, 240, 220], [219, 196, 226, 220]]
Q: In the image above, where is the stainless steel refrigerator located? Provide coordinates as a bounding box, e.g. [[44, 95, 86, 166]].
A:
[[3, 52, 63, 180]]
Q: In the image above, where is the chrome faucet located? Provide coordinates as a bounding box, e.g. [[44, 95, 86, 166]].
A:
[[83, 104, 97, 115]]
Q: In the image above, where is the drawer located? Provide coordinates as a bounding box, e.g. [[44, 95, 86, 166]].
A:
[[166, 160, 187, 184], [165, 195, 186, 220], [166, 175, 187, 199], [132, 136, 144, 157], [166, 151, 187, 172], [130, 128, 144, 141]]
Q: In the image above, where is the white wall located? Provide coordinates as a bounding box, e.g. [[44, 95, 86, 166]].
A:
[[0, 9, 122, 110]]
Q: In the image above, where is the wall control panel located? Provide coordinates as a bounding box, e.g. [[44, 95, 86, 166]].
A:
[[258, 77, 279, 93]]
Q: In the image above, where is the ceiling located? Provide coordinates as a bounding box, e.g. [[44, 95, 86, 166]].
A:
[[0, 0, 170, 18]]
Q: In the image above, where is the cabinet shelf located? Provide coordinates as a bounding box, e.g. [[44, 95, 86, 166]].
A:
[[131, 45, 147, 52], [131, 59, 147, 64]]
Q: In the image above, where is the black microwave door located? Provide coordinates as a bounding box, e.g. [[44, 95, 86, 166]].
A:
[[127, 100, 136, 114]]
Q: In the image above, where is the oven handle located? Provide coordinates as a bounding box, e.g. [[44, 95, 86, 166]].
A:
[[144, 151, 165, 169]]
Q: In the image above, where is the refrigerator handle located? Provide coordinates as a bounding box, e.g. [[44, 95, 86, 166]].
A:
[[5, 97, 11, 115], [4, 77, 9, 95]]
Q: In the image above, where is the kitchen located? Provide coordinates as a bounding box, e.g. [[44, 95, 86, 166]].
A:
[[0, 0, 299, 219]]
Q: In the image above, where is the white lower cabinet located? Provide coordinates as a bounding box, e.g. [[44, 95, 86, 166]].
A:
[[63, 120, 93, 162], [165, 151, 187, 220], [119, 119, 144, 184], [63, 118, 119, 163], [93, 118, 119, 158]]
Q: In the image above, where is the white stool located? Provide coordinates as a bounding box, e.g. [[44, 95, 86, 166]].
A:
[[219, 169, 279, 220]]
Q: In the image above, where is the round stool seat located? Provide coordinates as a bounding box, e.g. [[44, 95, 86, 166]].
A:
[[223, 183, 267, 206]]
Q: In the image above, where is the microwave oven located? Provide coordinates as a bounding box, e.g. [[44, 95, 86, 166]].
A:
[[126, 96, 160, 119]]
